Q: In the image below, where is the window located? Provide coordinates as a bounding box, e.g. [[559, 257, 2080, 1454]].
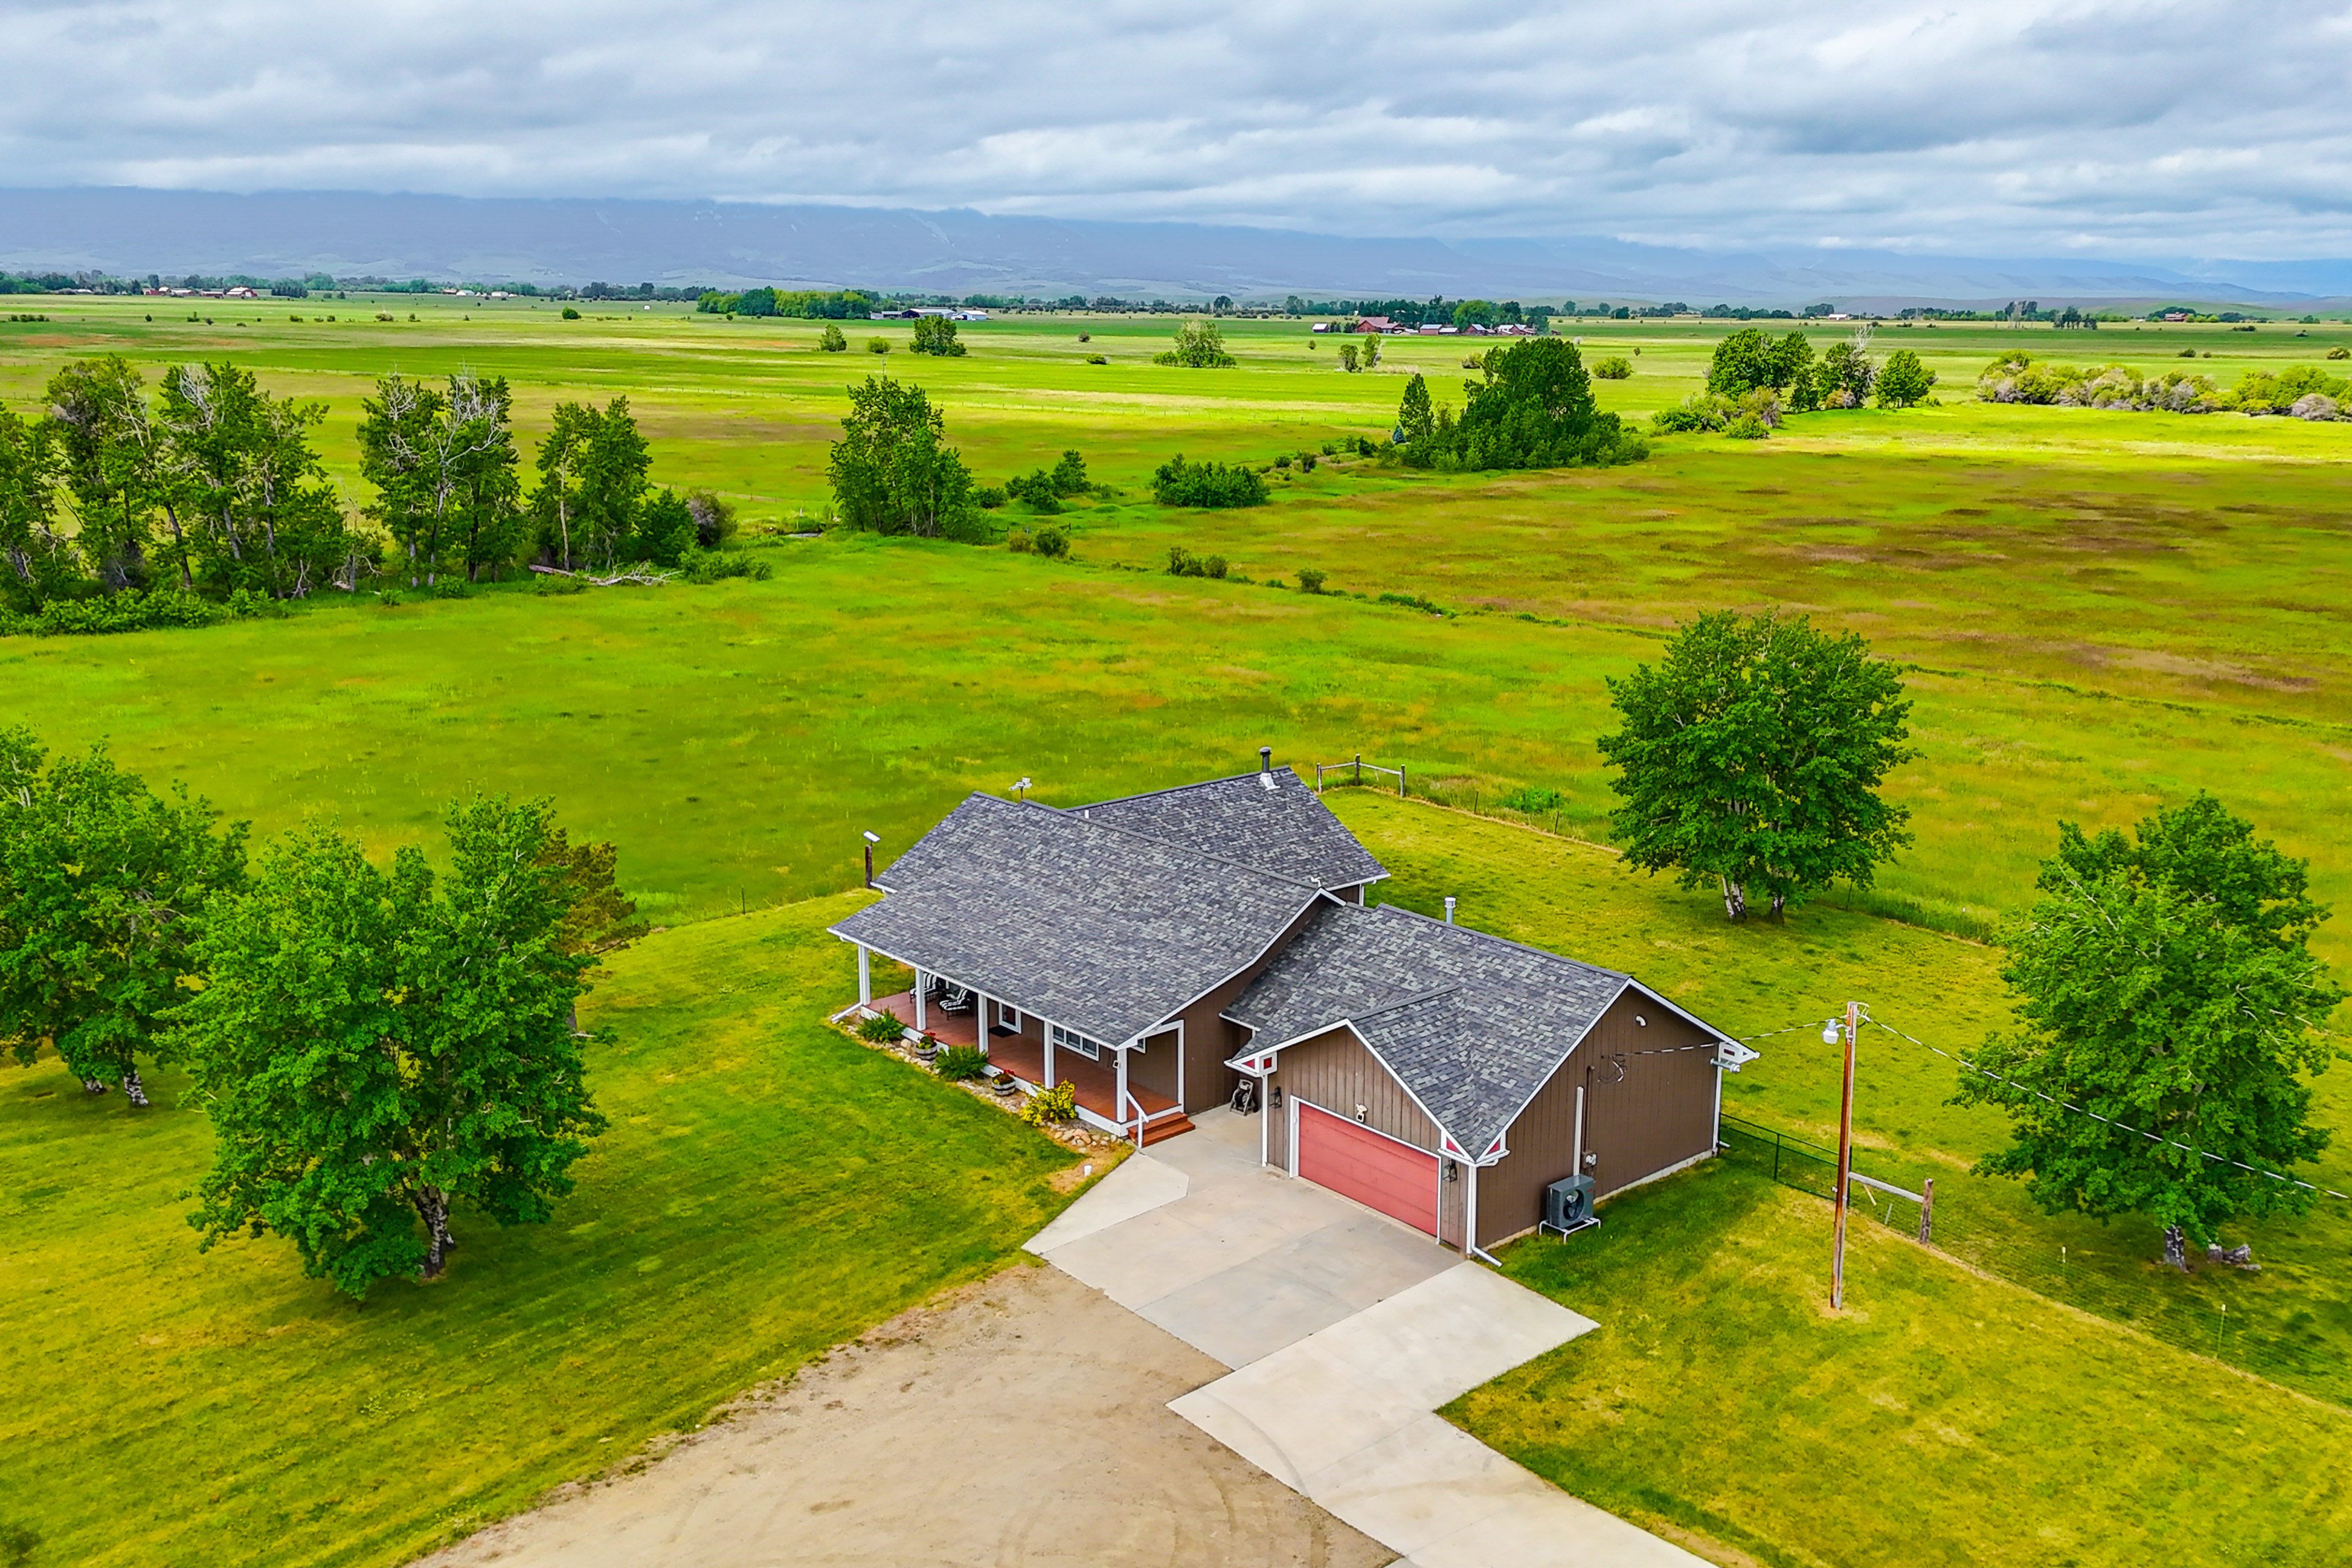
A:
[[1049, 1022, 1102, 1061], [998, 1001, 1020, 1030]]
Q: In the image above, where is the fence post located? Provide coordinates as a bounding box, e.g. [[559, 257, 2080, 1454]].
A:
[[1355, 752, 1362, 786], [1772, 1133, 1781, 1184], [1919, 1176, 1934, 1246], [1399, 765, 1408, 798]]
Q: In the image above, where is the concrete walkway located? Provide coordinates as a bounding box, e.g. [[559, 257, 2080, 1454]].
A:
[[1028, 1110, 1706, 1568]]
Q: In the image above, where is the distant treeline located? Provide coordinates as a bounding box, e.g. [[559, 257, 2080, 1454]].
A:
[[695, 288, 881, 318]]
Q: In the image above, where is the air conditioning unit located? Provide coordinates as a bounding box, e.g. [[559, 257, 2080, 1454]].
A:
[[1544, 1174, 1597, 1235]]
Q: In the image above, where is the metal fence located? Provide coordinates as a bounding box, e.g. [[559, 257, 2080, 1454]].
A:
[[1716, 1113, 2348, 1409]]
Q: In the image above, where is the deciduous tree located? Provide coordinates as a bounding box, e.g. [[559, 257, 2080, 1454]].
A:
[[1597, 611, 1914, 919], [44, 356, 171, 590], [1408, 337, 1645, 472], [1396, 374, 1436, 443], [1153, 320, 1237, 368], [0, 407, 81, 609], [0, 729, 247, 1106], [1958, 797, 2342, 1264], [827, 375, 981, 537], [360, 371, 522, 586], [182, 798, 608, 1297], [1875, 348, 1937, 408]]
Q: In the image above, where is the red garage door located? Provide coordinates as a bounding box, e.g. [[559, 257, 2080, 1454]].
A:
[[1297, 1102, 1439, 1235]]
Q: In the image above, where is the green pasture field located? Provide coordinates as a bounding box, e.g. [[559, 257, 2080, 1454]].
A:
[[0, 891, 1069, 1568], [4, 298, 2350, 1563], [1449, 1161, 2352, 1568]]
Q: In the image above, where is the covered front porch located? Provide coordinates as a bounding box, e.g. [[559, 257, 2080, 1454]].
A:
[[863, 986, 1189, 1145]]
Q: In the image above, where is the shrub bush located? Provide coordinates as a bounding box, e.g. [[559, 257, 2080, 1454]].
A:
[[866, 337, 891, 355], [683, 551, 774, 583], [1591, 356, 1634, 379], [1494, 784, 1570, 813], [976, 485, 1008, 510], [1152, 454, 1268, 508], [560, 307, 581, 320], [1006, 470, 1063, 512], [1164, 546, 1226, 579], [935, 1044, 989, 1081], [820, 324, 848, 352], [1975, 353, 2220, 412], [1296, 567, 1328, 594], [18, 589, 228, 638], [856, 1011, 907, 1044], [1019, 1079, 1079, 1125], [2331, 347, 2350, 361], [1085, 353, 1107, 364], [1032, 524, 1070, 559]]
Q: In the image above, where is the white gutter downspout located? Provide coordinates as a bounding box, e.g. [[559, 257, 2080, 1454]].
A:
[[1465, 1160, 1504, 1267]]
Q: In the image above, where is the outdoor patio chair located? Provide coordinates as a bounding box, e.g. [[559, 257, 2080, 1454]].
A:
[[937, 985, 974, 1014]]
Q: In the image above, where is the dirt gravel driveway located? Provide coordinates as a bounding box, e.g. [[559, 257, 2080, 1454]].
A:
[[417, 1261, 1391, 1568]]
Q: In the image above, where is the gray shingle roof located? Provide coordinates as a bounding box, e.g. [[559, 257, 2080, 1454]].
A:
[[1073, 767, 1387, 890], [829, 793, 1327, 1046], [1226, 903, 1661, 1158]]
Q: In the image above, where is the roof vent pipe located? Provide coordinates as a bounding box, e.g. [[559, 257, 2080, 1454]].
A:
[[1258, 745, 1276, 791], [1444, 896, 1457, 924]]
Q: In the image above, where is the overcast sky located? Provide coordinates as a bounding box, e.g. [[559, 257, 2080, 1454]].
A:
[[6, 0, 2347, 258]]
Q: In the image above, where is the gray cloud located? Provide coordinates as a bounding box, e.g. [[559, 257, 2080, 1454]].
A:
[[2, 0, 2348, 257]]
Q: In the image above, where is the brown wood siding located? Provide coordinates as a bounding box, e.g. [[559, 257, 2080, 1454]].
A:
[[1265, 1025, 1439, 1169], [1128, 1025, 1179, 1102], [1477, 989, 1719, 1246], [1167, 898, 1333, 1115]]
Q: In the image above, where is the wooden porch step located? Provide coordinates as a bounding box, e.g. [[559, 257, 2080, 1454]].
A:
[[1139, 1114, 1195, 1147]]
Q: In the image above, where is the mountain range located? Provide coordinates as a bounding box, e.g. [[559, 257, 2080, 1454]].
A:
[[1, 187, 2342, 309]]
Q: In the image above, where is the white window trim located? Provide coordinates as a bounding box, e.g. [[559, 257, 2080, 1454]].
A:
[[998, 1001, 1021, 1031], [1049, 1021, 1103, 1061]]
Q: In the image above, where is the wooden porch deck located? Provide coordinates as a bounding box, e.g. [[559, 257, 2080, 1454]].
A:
[[863, 990, 1184, 1135]]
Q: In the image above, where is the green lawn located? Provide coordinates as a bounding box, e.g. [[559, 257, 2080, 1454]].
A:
[[1447, 1159, 2352, 1568], [0, 892, 1075, 1568]]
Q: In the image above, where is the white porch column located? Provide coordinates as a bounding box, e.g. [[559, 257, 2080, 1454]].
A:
[[974, 990, 990, 1054], [1116, 1046, 1131, 1134], [1044, 1025, 1056, 1089], [914, 971, 928, 1031], [857, 944, 872, 1005]]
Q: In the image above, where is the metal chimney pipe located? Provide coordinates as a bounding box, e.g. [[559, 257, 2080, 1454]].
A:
[[1444, 896, 1457, 924], [1259, 745, 1272, 774]]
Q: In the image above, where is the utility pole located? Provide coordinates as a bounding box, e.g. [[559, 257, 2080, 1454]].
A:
[[1830, 998, 1859, 1311]]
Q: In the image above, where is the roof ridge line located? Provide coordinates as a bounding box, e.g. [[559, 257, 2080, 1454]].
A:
[[1072, 764, 1304, 812], [1374, 903, 1632, 982], [1022, 797, 1324, 891]]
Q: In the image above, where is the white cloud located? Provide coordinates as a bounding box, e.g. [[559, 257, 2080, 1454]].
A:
[[1, 0, 2348, 256]]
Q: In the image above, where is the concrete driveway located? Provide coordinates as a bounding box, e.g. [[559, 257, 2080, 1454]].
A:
[[1028, 1110, 1706, 1568]]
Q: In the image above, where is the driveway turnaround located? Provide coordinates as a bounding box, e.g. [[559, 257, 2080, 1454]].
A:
[[1028, 1110, 1706, 1568], [416, 1262, 1389, 1568]]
